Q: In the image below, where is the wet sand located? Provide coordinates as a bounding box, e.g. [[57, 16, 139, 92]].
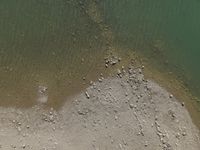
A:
[[0, 66, 199, 150]]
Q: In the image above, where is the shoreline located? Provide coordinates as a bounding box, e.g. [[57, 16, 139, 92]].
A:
[[0, 66, 199, 149], [119, 49, 200, 130]]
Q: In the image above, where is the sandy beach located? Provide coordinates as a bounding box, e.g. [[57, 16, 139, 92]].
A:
[[0, 66, 199, 150]]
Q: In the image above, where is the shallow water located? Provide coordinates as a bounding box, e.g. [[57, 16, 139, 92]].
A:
[[0, 0, 108, 107], [0, 0, 200, 111]]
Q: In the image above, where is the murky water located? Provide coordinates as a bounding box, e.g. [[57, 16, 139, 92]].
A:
[[0, 0, 109, 107], [0, 0, 200, 112]]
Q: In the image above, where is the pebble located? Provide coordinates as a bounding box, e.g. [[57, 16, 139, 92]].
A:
[[144, 141, 148, 147], [138, 69, 142, 74], [85, 92, 90, 99], [111, 60, 117, 65], [169, 94, 173, 98], [129, 103, 134, 109], [182, 132, 187, 136], [90, 81, 93, 85], [117, 69, 121, 75], [22, 144, 26, 149], [98, 78, 103, 82], [111, 139, 114, 144], [142, 65, 145, 69]]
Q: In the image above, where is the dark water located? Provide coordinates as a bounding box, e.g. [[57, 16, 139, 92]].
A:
[[0, 0, 200, 110]]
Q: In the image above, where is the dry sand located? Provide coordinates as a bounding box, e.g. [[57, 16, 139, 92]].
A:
[[0, 66, 199, 150]]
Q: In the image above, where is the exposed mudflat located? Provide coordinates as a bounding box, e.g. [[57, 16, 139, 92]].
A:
[[0, 67, 199, 150]]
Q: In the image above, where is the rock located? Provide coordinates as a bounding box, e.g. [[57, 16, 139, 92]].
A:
[[138, 69, 142, 74], [155, 116, 158, 121], [144, 141, 148, 147], [129, 103, 134, 109], [78, 110, 85, 115], [111, 61, 117, 65], [182, 132, 187, 136], [22, 144, 26, 149], [142, 65, 145, 69], [85, 92, 90, 99], [169, 94, 173, 99], [98, 78, 103, 82], [90, 81, 93, 85], [117, 69, 121, 75]]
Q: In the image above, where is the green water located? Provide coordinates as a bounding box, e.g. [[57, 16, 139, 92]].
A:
[[0, 0, 200, 110]]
